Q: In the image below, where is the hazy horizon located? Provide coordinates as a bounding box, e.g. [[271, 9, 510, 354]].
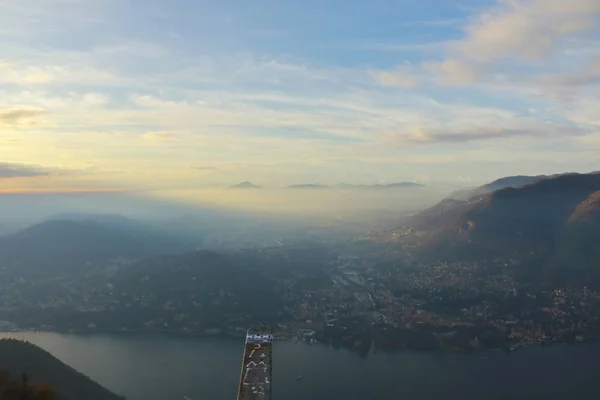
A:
[[2, 0, 599, 199], [0, 184, 450, 235]]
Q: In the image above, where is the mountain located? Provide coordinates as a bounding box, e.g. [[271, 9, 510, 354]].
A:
[[285, 182, 424, 189], [231, 181, 261, 189], [557, 191, 600, 271], [287, 184, 329, 189], [410, 174, 568, 235], [338, 182, 425, 189], [447, 175, 547, 200], [409, 172, 600, 271], [481, 175, 548, 192], [0, 219, 196, 276], [379, 182, 425, 188], [0, 339, 123, 400]]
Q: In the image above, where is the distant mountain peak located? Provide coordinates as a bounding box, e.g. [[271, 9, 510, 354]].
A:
[[231, 181, 261, 189], [338, 182, 424, 189], [287, 184, 328, 189], [379, 182, 425, 188]]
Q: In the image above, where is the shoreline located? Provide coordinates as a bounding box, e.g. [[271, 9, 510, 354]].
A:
[[3, 328, 597, 356]]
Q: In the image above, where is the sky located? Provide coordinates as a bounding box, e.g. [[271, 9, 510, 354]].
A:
[[1, 0, 599, 193]]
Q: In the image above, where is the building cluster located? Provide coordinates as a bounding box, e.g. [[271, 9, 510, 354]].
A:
[[2, 243, 600, 354]]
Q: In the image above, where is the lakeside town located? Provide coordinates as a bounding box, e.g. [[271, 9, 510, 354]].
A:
[[2, 239, 600, 357]]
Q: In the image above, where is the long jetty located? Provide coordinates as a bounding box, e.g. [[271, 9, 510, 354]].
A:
[[236, 327, 272, 400]]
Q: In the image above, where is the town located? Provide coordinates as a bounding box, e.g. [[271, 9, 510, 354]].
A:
[[1, 240, 600, 357]]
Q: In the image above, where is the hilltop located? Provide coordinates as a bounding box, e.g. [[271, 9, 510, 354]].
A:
[[231, 181, 261, 189], [0, 339, 123, 400]]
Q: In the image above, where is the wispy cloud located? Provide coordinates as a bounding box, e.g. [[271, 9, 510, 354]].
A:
[[540, 59, 600, 87], [355, 41, 451, 53], [457, 0, 600, 62], [1, 0, 599, 192], [0, 61, 122, 85], [375, 0, 600, 86], [395, 123, 590, 145], [0, 162, 57, 178], [371, 67, 418, 87], [143, 131, 176, 141], [0, 107, 46, 127]]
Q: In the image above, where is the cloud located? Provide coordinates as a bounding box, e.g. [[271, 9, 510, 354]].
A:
[[398, 19, 464, 28], [356, 40, 451, 53], [540, 59, 600, 87], [416, 0, 600, 84], [372, 67, 418, 87], [421, 59, 483, 85], [458, 0, 600, 62], [0, 162, 55, 178], [568, 100, 600, 128], [388, 122, 589, 146], [0, 107, 46, 127], [143, 131, 176, 141], [579, 133, 600, 144], [186, 163, 216, 170], [0, 60, 122, 86]]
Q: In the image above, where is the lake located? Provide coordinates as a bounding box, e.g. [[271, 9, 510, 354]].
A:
[[2, 331, 600, 399]]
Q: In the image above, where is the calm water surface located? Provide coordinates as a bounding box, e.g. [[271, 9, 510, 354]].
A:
[[2, 331, 600, 400]]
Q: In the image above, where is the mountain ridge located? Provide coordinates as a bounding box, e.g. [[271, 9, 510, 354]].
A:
[[0, 219, 196, 276], [447, 175, 549, 201], [408, 172, 600, 272]]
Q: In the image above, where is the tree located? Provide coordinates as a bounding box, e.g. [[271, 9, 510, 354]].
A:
[[0, 372, 60, 400], [19, 373, 29, 400], [31, 384, 59, 400]]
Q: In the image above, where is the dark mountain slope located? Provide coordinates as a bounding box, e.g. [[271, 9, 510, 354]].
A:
[[481, 175, 548, 192], [418, 175, 553, 232], [407, 198, 471, 235], [0, 219, 195, 276], [556, 191, 600, 271], [448, 175, 549, 201], [412, 173, 600, 268], [0, 339, 123, 400]]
